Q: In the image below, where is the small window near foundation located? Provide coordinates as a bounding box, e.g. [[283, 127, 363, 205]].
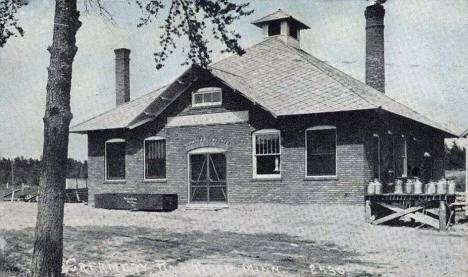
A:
[[192, 87, 222, 107]]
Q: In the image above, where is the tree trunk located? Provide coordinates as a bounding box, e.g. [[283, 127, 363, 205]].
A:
[[31, 1, 81, 276]]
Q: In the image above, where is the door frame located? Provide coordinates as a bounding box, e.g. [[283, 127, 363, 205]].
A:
[[187, 147, 228, 204]]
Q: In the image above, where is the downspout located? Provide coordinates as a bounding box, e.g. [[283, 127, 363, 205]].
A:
[[465, 137, 468, 216]]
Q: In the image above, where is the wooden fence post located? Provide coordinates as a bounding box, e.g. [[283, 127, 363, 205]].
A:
[[365, 200, 372, 223], [439, 200, 447, 231]]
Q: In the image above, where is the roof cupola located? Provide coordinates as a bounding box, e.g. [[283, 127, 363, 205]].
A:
[[252, 9, 309, 48]]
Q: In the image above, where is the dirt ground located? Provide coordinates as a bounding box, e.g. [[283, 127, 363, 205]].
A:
[[0, 202, 467, 277]]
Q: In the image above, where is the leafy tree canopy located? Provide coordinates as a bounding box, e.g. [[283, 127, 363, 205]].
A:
[[0, 0, 27, 47]]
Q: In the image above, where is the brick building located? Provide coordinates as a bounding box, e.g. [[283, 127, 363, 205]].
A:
[[71, 7, 457, 207]]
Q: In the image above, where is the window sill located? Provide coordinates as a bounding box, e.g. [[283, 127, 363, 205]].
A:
[[143, 179, 167, 183], [304, 176, 338, 181], [190, 104, 223, 109], [185, 203, 229, 210], [251, 177, 282, 182], [103, 180, 126, 184]]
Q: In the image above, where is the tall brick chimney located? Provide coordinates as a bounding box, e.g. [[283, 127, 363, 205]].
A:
[[114, 48, 130, 106], [365, 4, 385, 93]]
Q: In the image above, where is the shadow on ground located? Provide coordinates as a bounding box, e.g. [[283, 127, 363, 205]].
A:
[[1, 226, 381, 276]]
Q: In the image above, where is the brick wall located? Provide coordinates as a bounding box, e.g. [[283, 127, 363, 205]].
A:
[[86, 79, 447, 206]]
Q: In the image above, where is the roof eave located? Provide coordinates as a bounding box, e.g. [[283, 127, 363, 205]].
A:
[[460, 128, 468, 137], [69, 127, 128, 134], [252, 17, 310, 30]]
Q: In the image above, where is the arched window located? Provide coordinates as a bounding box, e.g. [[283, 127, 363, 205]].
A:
[[105, 138, 126, 180], [252, 129, 281, 179], [144, 136, 166, 180], [305, 126, 337, 177], [192, 87, 222, 107]]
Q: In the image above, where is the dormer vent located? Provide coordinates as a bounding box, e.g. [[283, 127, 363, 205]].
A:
[[252, 9, 310, 49]]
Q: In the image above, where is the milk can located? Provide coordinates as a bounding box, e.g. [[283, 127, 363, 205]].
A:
[[404, 179, 414, 194], [374, 179, 382, 194], [436, 179, 447, 194], [367, 181, 375, 195], [394, 179, 403, 194], [425, 181, 436, 194], [413, 178, 423, 194], [447, 180, 456, 195]]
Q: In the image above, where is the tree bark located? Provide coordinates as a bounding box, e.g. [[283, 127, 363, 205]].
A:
[[31, 1, 81, 276]]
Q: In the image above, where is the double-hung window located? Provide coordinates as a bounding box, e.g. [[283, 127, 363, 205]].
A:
[[253, 129, 281, 178], [144, 137, 166, 180], [192, 87, 222, 107], [305, 126, 337, 177], [105, 138, 126, 180]]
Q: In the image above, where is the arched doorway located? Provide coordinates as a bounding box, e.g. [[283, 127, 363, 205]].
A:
[[188, 147, 227, 203]]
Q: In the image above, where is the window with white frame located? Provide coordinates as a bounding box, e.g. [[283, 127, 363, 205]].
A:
[[105, 138, 126, 180], [395, 135, 407, 178], [192, 87, 222, 107], [144, 137, 166, 180], [253, 130, 281, 178], [306, 126, 337, 177]]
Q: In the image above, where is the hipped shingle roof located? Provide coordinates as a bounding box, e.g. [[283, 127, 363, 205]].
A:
[[70, 86, 167, 133], [70, 37, 458, 136], [211, 38, 458, 136]]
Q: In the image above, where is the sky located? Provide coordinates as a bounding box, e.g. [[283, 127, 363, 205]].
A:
[[1, 0, 468, 161]]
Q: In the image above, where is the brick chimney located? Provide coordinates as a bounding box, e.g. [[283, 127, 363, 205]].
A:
[[365, 4, 385, 93], [114, 48, 130, 106]]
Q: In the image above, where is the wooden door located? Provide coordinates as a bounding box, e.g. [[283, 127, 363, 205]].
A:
[[189, 153, 227, 203]]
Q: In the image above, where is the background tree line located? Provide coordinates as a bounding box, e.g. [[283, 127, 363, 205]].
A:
[[445, 141, 465, 170], [0, 157, 87, 186]]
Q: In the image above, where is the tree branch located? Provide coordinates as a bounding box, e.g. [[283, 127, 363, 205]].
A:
[[135, 0, 253, 69], [83, 0, 114, 23], [0, 0, 27, 47]]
